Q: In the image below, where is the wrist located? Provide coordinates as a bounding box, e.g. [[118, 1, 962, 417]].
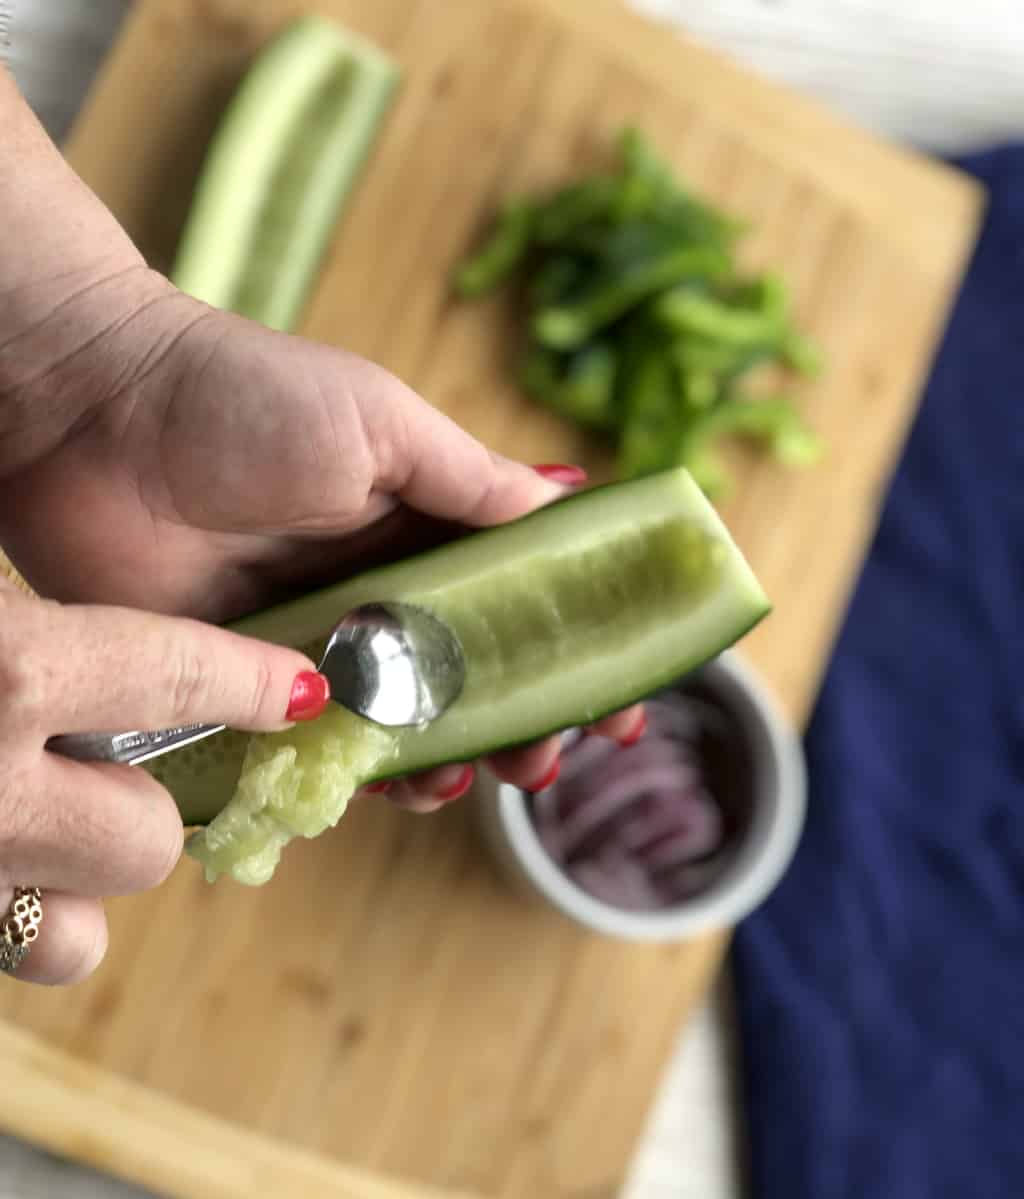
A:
[[0, 263, 187, 476], [0, 68, 186, 475]]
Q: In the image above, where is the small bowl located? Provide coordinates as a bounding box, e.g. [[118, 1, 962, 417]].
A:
[[473, 649, 806, 942]]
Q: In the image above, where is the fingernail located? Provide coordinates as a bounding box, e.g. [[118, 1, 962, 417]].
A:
[[437, 765, 475, 801], [364, 781, 391, 794], [402, 797, 446, 815], [286, 671, 330, 722], [527, 758, 561, 792], [532, 464, 588, 487], [618, 712, 647, 748]]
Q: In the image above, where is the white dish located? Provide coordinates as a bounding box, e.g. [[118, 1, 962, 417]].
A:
[[473, 649, 806, 942]]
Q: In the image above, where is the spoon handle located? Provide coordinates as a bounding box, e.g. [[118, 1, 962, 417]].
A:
[[47, 723, 226, 767]]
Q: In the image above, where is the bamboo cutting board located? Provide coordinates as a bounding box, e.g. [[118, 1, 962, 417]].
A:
[[0, 1, 982, 1197]]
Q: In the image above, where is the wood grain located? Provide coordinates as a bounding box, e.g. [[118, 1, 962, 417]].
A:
[[0, 1020, 477, 1199], [0, 0, 982, 1197]]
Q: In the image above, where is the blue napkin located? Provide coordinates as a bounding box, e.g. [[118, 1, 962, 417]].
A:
[[733, 146, 1024, 1199]]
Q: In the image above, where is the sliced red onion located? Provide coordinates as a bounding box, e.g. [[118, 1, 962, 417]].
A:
[[616, 788, 709, 852], [655, 858, 725, 905], [555, 764, 690, 857], [528, 694, 729, 912], [554, 740, 683, 818], [637, 801, 723, 871], [568, 852, 665, 912], [616, 798, 697, 851]]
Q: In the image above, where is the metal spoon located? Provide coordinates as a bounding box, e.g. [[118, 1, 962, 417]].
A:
[[47, 602, 465, 768]]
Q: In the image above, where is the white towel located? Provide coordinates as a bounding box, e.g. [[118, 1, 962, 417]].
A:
[[5, 0, 129, 140]]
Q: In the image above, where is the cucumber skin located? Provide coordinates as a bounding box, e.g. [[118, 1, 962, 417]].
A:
[[171, 16, 399, 332], [171, 470, 772, 825], [180, 614, 765, 829], [360, 612, 768, 781]]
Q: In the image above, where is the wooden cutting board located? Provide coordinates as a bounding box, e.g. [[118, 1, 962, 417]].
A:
[[0, 1, 982, 1197]]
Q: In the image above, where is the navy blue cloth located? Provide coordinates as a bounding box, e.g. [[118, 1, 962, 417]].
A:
[[733, 146, 1024, 1199]]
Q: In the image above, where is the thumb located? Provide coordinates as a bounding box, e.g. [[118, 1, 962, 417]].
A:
[[13, 597, 326, 738]]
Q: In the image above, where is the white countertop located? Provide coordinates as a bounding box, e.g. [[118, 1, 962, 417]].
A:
[[4, 2, 1023, 1197]]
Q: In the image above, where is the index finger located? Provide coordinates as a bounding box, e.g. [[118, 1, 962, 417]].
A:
[[3, 595, 319, 738]]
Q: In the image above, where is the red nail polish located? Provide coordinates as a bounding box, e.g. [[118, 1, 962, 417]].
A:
[[527, 758, 561, 792], [437, 765, 475, 801], [286, 671, 330, 722], [533, 464, 588, 487], [364, 781, 391, 794], [618, 712, 647, 748]]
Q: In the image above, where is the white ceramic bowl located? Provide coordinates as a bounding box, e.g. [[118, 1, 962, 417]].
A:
[[473, 649, 806, 942]]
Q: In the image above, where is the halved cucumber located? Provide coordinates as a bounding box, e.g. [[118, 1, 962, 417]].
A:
[[158, 468, 769, 884], [171, 16, 398, 332]]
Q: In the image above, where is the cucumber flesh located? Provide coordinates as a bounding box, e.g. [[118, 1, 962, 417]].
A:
[[171, 16, 398, 332], [186, 715, 395, 886], [162, 469, 769, 884]]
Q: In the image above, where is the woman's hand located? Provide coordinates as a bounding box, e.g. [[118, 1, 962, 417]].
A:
[[0, 579, 337, 984], [0, 274, 644, 816], [0, 68, 642, 821], [0, 70, 643, 985]]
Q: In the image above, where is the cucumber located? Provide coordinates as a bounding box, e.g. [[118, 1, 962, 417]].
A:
[[171, 16, 398, 332], [156, 469, 769, 884]]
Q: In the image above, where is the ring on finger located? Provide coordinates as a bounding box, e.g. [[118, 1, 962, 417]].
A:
[[0, 887, 44, 976]]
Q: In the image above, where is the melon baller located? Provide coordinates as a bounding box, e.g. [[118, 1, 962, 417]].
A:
[[46, 602, 465, 767]]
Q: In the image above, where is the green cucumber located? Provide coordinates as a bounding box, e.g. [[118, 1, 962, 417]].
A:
[[171, 16, 398, 332], [155, 469, 769, 885]]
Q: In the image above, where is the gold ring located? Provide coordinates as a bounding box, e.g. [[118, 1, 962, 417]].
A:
[[0, 887, 43, 975]]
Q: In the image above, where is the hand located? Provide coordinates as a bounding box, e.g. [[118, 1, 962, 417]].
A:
[[0, 76, 642, 988], [0, 270, 643, 816], [0, 579, 334, 984]]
